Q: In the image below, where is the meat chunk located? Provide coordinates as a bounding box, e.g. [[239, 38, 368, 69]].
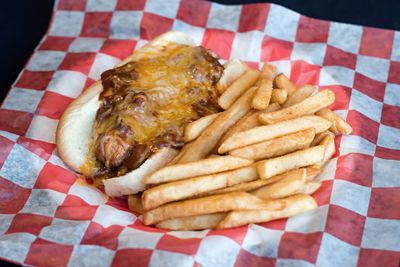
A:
[[95, 134, 130, 168], [124, 144, 151, 170]]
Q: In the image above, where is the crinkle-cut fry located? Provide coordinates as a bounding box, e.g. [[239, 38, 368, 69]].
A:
[[261, 63, 276, 81], [143, 192, 285, 225], [145, 155, 253, 184], [260, 89, 335, 124], [282, 85, 315, 108], [311, 130, 335, 146], [178, 86, 258, 163], [271, 88, 287, 105], [128, 194, 144, 214], [184, 113, 220, 142], [216, 194, 317, 229], [296, 181, 322, 195], [217, 59, 249, 94], [218, 69, 260, 109], [257, 145, 325, 179], [219, 103, 280, 147], [156, 213, 227, 230], [252, 79, 273, 110], [229, 128, 315, 160], [251, 168, 307, 199], [142, 164, 259, 210], [273, 73, 297, 95], [319, 134, 336, 166], [218, 115, 331, 153], [315, 108, 353, 135]]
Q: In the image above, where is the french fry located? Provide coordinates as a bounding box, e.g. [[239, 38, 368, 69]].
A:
[[252, 80, 273, 110], [296, 181, 322, 195], [251, 168, 307, 199], [218, 69, 260, 109], [229, 128, 315, 160], [273, 73, 296, 95], [282, 85, 315, 108], [142, 164, 259, 210], [216, 194, 317, 229], [128, 194, 144, 214], [184, 113, 220, 142], [179, 86, 258, 163], [168, 142, 192, 165], [315, 108, 353, 135], [156, 213, 227, 230], [271, 88, 287, 104], [260, 89, 335, 124], [310, 130, 335, 146], [217, 59, 249, 94], [143, 192, 285, 225], [218, 115, 331, 153], [305, 165, 322, 181], [319, 134, 336, 165], [145, 155, 253, 184], [257, 145, 325, 179], [260, 63, 276, 81]]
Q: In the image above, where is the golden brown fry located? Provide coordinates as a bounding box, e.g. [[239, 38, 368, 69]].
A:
[[296, 181, 322, 195], [218, 115, 331, 153], [282, 85, 315, 108], [271, 88, 288, 105], [315, 108, 353, 135], [305, 166, 322, 181], [229, 128, 315, 160], [217, 59, 249, 94], [156, 213, 227, 230], [252, 80, 273, 110], [168, 142, 192, 165], [311, 130, 335, 146], [128, 194, 144, 214], [260, 63, 276, 81], [218, 69, 260, 109], [273, 73, 296, 95], [260, 89, 335, 124], [319, 134, 336, 165], [257, 145, 325, 179], [143, 192, 285, 225], [145, 155, 253, 184], [178, 86, 258, 163], [216, 194, 317, 229], [184, 113, 220, 142]]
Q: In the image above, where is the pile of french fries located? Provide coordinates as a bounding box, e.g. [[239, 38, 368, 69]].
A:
[[128, 62, 353, 230]]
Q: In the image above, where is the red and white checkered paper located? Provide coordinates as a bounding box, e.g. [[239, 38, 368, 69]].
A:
[[1, 0, 399, 266]]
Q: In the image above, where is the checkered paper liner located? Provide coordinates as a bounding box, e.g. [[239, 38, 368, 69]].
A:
[[1, 0, 399, 266]]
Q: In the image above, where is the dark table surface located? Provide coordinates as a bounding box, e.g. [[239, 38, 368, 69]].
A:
[[0, 0, 399, 266]]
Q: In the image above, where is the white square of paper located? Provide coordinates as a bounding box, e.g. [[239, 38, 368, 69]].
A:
[[47, 70, 87, 98], [242, 224, 283, 258], [49, 11, 84, 37], [118, 227, 164, 249], [377, 124, 400, 150], [68, 37, 104, 53], [317, 233, 360, 267], [207, 3, 241, 32], [25, 115, 58, 144], [88, 53, 120, 80], [384, 83, 400, 106], [349, 89, 383, 123], [2, 88, 44, 113], [27, 51, 66, 71], [145, 0, 180, 19], [328, 22, 362, 54], [86, 0, 117, 11], [356, 55, 390, 82], [265, 5, 299, 42], [231, 31, 264, 62], [291, 42, 327, 66], [110, 11, 142, 39]]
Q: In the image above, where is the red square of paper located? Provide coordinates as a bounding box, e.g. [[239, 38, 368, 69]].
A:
[[57, 0, 87, 11], [81, 12, 113, 38], [335, 153, 373, 187], [115, 0, 146, 10], [17, 136, 55, 161], [296, 16, 330, 43], [207, 226, 248, 246], [278, 232, 323, 263], [100, 39, 137, 60], [261, 35, 293, 62], [353, 72, 386, 102], [234, 249, 276, 267], [140, 12, 174, 41], [34, 162, 76, 193], [290, 60, 321, 86], [346, 110, 379, 144], [381, 104, 400, 129], [15, 70, 54, 91], [238, 3, 270, 32], [59, 52, 96, 75], [36, 91, 74, 120], [112, 249, 153, 267], [156, 234, 201, 255], [0, 109, 33, 136], [25, 238, 73, 267], [319, 85, 352, 110], [177, 0, 211, 27], [202, 29, 235, 60], [358, 248, 400, 267], [0, 136, 14, 169], [388, 61, 400, 84], [368, 188, 400, 220], [323, 45, 357, 69], [55, 195, 98, 221], [6, 213, 53, 235], [359, 27, 394, 59], [259, 218, 287, 231], [38, 36, 75, 51], [81, 222, 124, 250], [325, 205, 365, 246], [375, 146, 400, 161], [0, 176, 31, 214], [312, 180, 333, 206]]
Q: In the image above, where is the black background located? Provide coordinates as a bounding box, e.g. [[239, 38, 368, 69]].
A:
[[0, 0, 399, 266]]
